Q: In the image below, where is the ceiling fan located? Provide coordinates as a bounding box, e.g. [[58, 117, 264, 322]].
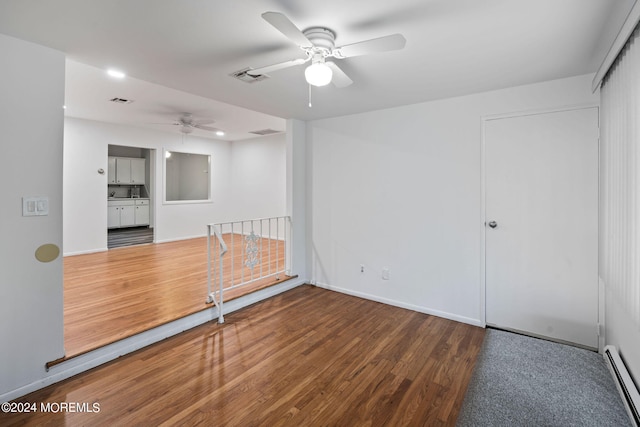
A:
[[247, 12, 406, 88], [163, 113, 225, 136]]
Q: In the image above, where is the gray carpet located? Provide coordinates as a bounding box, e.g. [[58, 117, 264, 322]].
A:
[[457, 328, 631, 427]]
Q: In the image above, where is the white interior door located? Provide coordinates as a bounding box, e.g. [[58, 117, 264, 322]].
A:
[[485, 107, 599, 349]]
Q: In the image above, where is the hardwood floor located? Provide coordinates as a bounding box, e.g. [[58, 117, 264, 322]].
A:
[[4, 286, 485, 426], [62, 234, 290, 359]]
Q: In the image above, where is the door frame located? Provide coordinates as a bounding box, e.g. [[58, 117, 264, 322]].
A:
[[106, 146, 157, 245], [479, 103, 602, 348]]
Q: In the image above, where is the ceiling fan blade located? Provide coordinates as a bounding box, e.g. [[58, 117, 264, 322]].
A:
[[262, 11, 313, 48], [334, 33, 406, 58], [193, 119, 215, 126], [194, 124, 221, 132], [326, 62, 353, 88], [248, 57, 308, 76]]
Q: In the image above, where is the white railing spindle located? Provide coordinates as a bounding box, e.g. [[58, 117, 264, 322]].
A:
[[206, 224, 228, 324], [206, 216, 291, 324]]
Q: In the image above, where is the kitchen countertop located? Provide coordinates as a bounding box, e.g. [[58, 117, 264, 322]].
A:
[[108, 197, 149, 200]]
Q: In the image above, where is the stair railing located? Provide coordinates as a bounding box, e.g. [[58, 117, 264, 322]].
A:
[[206, 224, 228, 323], [206, 216, 291, 324]]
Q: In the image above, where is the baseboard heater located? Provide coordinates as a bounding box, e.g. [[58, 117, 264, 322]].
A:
[[604, 345, 640, 427]]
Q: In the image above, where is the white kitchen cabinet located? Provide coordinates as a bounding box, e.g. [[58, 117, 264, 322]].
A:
[[134, 199, 149, 225], [120, 205, 135, 226], [108, 199, 147, 228], [115, 158, 131, 184], [110, 157, 146, 185], [130, 158, 145, 185], [108, 204, 134, 228], [108, 157, 117, 184], [107, 205, 120, 228]]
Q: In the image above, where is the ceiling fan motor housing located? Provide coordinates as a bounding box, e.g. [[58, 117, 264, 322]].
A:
[[303, 27, 336, 56]]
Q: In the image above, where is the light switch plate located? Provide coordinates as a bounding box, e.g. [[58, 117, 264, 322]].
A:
[[22, 196, 49, 216]]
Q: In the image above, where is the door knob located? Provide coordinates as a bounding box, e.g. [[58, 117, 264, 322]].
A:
[[488, 221, 497, 228]]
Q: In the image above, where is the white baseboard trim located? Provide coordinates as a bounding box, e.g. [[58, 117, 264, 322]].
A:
[[313, 282, 483, 328], [154, 233, 206, 244], [63, 247, 108, 257], [65, 233, 206, 255], [1, 277, 306, 403]]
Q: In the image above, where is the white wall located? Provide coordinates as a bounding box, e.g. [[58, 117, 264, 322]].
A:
[[0, 34, 65, 397], [64, 118, 287, 255], [230, 133, 286, 220], [63, 118, 236, 254], [63, 118, 109, 253], [307, 74, 598, 326]]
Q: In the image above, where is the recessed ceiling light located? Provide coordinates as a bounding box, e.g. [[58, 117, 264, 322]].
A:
[[107, 69, 126, 79], [216, 130, 225, 136]]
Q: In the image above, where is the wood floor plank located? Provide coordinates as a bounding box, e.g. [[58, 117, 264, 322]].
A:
[[62, 234, 290, 359], [4, 286, 485, 426]]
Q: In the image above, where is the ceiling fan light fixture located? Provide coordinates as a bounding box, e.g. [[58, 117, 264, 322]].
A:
[[305, 61, 332, 87], [215, 130, 225, 136]]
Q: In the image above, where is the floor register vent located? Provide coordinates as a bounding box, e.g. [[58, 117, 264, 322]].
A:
[[604, 345, 640, 426]]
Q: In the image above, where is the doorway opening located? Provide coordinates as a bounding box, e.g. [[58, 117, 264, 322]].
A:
[[107, 145, 155, 249]]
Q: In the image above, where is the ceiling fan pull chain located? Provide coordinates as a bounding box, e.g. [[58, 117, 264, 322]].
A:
[[308, 84, 312, 108]]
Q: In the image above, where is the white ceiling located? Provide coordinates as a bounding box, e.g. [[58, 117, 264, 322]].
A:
[[64, 60, 286, 141], [0, 0, 634, 140]]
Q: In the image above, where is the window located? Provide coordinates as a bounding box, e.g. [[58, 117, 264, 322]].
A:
[[164, 150, 211, 203]]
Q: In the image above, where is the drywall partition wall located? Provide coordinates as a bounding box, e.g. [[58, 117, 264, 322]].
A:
[[307, 74, 598, 326], [63, 118, 235, 254], [287, 119, 308, 280], [0, 34, 65, 398], [230, 133, 286, 220], [63, 119, 109, 254]]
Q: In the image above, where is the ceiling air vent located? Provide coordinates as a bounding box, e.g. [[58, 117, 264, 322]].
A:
[[109, 97, 134, 104], [230, 68, 269, 83], [249, 129, 283, 136]]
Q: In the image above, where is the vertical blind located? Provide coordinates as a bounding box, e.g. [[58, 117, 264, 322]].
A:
[[600, 23, 640, 328]]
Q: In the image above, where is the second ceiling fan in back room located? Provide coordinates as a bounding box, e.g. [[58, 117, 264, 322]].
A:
[[158, 113, 225, 136], [244, 11, 406, 96]]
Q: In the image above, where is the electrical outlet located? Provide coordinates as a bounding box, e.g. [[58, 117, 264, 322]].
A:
[[382, 267, 390, 280], [360, 264, 365, 273]]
